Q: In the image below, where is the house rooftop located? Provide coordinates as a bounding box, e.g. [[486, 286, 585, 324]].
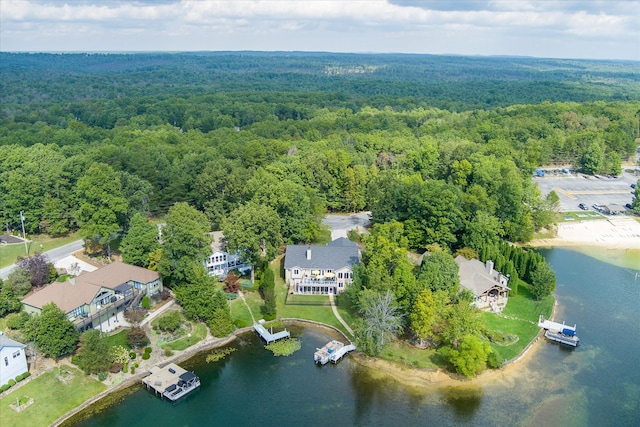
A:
[[21, 279, 102, 313], [284, 238, 360, 270], [0, 333, 26, 350], [455, 255, 510, 297], [76, 260, 159, 288]]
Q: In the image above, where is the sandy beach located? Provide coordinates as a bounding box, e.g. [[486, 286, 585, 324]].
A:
[[529, 217, 640, 250]]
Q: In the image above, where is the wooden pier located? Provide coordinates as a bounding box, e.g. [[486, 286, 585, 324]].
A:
[[314, 340, 356, 365], [253, 322, 291, 343], [142, 363, 200, 401], [538, 315, 580, 347]]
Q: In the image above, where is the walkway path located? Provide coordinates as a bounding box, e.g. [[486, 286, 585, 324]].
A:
[[238, 291, 257, 324], [140, 300, 176, 327], [328, 293, 355, 338]]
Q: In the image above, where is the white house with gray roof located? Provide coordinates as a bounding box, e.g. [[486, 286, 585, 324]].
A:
[[0, 334, 28, 387], [284, 237, 360, 295]]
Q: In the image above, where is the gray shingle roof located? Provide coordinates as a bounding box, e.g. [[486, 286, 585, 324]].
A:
[[455, 255, 510, 297], [284, 239, 360, 270], [0, 334, 25, 350]]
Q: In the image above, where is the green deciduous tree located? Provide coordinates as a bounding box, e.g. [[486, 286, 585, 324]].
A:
[[120, 213, 160, 268], [418, 250, 460, 298], [23, 303, 79, 359], [0, 285, 22, 317], [159, 202, 211, 285], [438, 334, 491, 377], [75, 162, 128, 255], [409, 289, 449, 347], [5, 268, 32, 296], [222, 201, 283, 265]]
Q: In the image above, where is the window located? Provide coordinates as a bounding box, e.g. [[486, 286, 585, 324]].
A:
[[4, 357, 7, 366], [338, 272, 343, 279], [13, 350, 20, 358], [72, 306, 84, 317], [293, 269, 299, 275]]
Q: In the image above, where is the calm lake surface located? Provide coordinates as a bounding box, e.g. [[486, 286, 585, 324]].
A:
[[71, 248, 640, 427]]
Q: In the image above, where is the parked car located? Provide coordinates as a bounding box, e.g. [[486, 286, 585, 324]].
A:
[[578, 203, 588, 210], [625, 203, 632, 209], [631, 183, 637, 189]]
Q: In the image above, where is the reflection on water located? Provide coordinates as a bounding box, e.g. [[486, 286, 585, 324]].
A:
[[70, 249, 640, 427]]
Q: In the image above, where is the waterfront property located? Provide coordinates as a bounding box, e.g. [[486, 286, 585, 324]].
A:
[[21, 261, 162, 331], [205, 231, 252, 279], [284, 237, 360, 295], [253, 322, 291, 343], [142, 363, 201, 401], [538, 315, 580, 347], [455, 256, 511, 312], [314, 340, 356, 365], [0, 334, 28, 387]]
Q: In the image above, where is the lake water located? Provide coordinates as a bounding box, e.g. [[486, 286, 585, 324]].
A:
[[69, 248, 640, 427]]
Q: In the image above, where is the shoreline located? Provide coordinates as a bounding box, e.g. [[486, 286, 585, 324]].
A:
[[54, 311, 554, 425]]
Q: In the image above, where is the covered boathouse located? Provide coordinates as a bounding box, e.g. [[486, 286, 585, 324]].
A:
[[142, 363, 200, 401]]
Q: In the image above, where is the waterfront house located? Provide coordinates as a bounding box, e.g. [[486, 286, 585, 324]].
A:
[[455, 256, 510, 312], [0, 334, 28, 387], [21, 261, 162, 331], [284, 237, 360, 295], [205, 231, 252, 279]]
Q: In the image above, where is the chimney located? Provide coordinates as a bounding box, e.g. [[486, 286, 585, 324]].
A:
[[306, 248, 312, 260], [486, 260, 494, 275]]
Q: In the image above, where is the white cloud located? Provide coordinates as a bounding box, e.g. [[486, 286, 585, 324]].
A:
[[0, 0, 638, 59]]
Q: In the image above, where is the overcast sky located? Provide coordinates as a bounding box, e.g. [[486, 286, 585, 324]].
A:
[[1, 0, 638, 60]]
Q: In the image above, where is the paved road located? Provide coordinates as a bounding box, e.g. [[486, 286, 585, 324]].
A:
[[0, 239, 84, 280]]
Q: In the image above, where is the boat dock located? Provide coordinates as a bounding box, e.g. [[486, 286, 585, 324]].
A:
[[253, 322, 291, 343], [538, 315, 580, 347], [142, 363, 201, 401], [314, 340, 356, 365]]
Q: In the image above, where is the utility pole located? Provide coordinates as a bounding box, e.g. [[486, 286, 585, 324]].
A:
[[20, 211, 28, 257]]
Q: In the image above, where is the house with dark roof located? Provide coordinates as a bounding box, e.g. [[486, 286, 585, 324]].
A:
[[455, 256, 510, 312], [0, 334, 28, 387], [21, 261, 162, 331], [284, 237, 360, 295]]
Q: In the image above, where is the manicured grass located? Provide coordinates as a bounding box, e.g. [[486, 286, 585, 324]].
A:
[[230, 292, 262, 328], [102, 329, 129, 349], [161, 323, 207, 351], [0, 232, 80, 268], [379, 340, 441, 370], [483, 282, 554, 361], [285, 294, 331, 304], [0, 365, 107, 427]]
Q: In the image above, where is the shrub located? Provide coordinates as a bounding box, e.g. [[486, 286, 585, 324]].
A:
[[129, 351, 136, 359], [5, 312, 29, 330], [0, 384, 10, 393], [487, 351, 504, 369], [156, 311, 183, 332], [124, 308, 146, 325], [97, 372, 108, 381], [226, 292, 238, 300], [126, 326, 149, 348], [160, 290, 171, 300], [71, 355, 81, 366], [130, 366, 135, 374], [164, 346, 174, 357], [109, 363, 123, 373], [144, 346, 152, 354], [16, 372, 30, 381], [8, 379, 16, 387], [141, 296, 150, 310], [134, 362, 139, 368], [122, 363, 128, 373], [142, 353, 150, 360]]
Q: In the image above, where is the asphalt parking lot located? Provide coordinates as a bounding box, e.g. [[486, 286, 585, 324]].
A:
[[534, 169, 639, 212]]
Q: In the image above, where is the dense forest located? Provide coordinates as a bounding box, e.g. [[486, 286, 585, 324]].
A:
[[1, 52, 639, 376]]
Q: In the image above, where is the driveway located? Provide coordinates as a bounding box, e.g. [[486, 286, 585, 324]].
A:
[[0, 239, 84, 280], [322, 212, 371, 240]]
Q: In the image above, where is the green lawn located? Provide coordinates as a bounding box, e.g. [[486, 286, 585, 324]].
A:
[[0, 232, 80, 268], [161, 323, 207, 351], [0, 365, 107, 427], [230, 291, 263, 328], [483, 282, 554, 361], [379, 340, 442, 370], [102, 329, 129, 349]]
